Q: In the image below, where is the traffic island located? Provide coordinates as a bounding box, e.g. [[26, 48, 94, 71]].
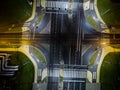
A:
[[83, 0, 100, 31], [88, 51, 98, 66]]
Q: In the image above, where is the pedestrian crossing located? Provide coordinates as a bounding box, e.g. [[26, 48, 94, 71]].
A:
[[46, 1, 68, 8], [46, 1, 80, 9], [49, 68, 87, 79]]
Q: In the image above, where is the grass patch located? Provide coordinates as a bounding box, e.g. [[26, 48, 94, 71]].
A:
[[0, 0, 32, 28], [32, 47, 46, 64], [89, 51, 98, 66], [97, 0, 120, 27], [5, 27, 23, 33], [68, 0, 72, 3], [41, 77, 47, 83], [3, 52, 34, 90], [100, 52, 120, 90], [84, 0, 89, 2], [86, 15, 99, 30], [59, 76, 64, 83], [59, 69, 64, 83], [35, 13, 45, 26]]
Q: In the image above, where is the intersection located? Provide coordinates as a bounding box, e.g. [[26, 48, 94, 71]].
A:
[[0, 0, 120, 90]]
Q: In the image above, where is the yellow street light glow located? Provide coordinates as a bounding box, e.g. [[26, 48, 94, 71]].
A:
[[100, 39, 110, 45], [20, 40, 31, 45], [22, 27, 30, 32], [101, 42, 106, 45]]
